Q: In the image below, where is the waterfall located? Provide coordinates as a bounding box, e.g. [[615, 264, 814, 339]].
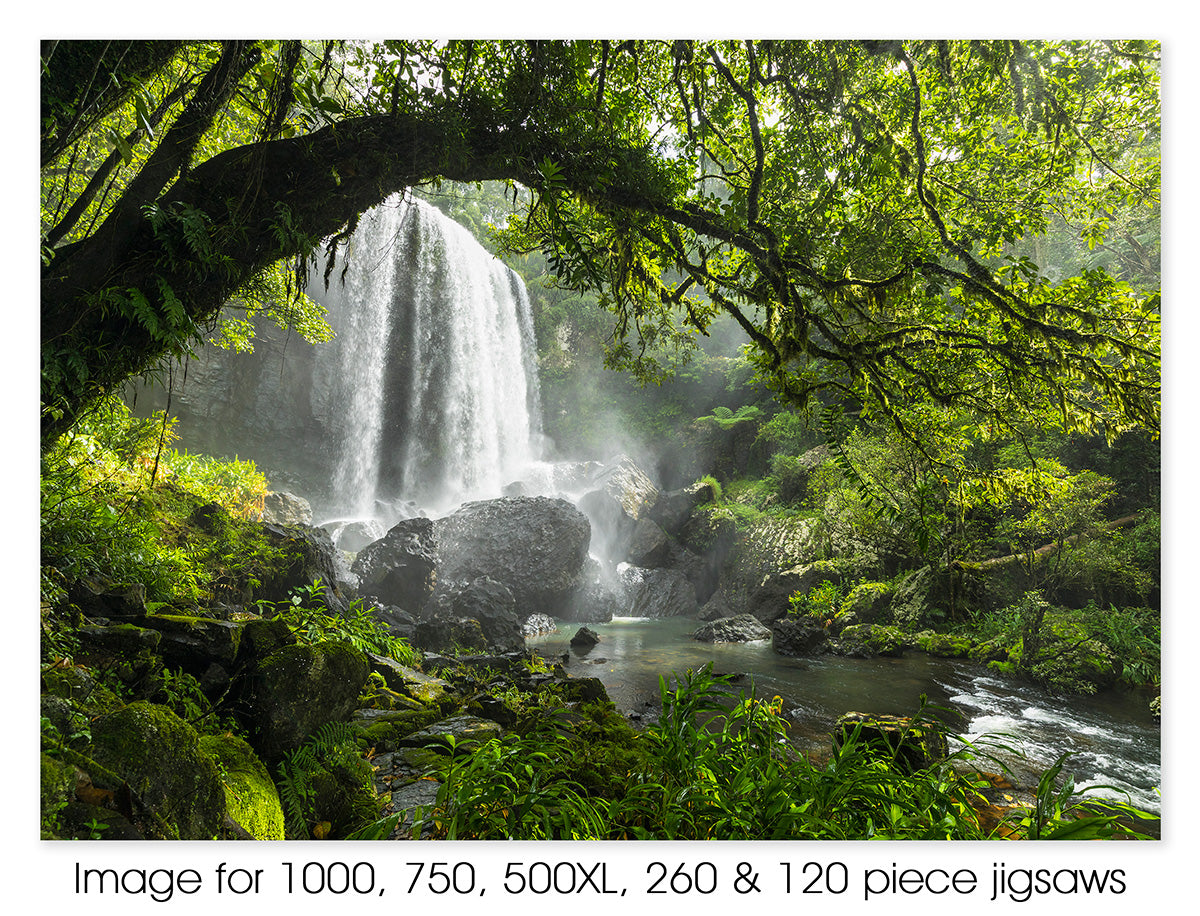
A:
[[314, 195, 543, 522]]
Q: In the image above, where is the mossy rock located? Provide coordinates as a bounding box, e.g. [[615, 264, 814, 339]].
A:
[[236, 615, 296, 665], [841, 580, 894, 625], [88, 701, 226, 839], [199, 733, 285, 840], [834, 712, 948, 775], [42, 666, 125, 714], [141, 613, 244, 668], [913, 631, 973, 658], [968, 639, 1012, 664], [838, 623, 906, 657], [350, 707, 445, 753], [77, 622, 162, 656], [40, 753, 76, 836], [245, 641, 370, 760], [368, 654, 450, 704]]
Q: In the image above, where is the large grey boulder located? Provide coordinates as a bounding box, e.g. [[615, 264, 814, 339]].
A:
[[352, 517, 439, 613], [423, 576, 525, 654], [692, 614, 772, 643], [434, 497, 590, 617], [629, 568, 698, 618]]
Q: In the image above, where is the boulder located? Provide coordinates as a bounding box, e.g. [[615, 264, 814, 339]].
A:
[[88, 701, 227, 839], [242, 642, 370, 759], [256, 523, 351, 612], [261, 490, 313, 527], [522, 613, 557, 637], [199, 733, 285, 840], [352, 517, 439, 612], [139, 614, 243, 671], [840, 581, 895, 626], [412, 611, 488, 655], [366, 654, 451, 705], [570, 626, 601, 650], [692, 614, 772, 643], [426, 576, 525, 654], [629, 568, 698, 618], [577, 456, 659, 559], [625, 516, 672, 567], [662, 541, 720, 604], [371, 604, 417, 641], [558, 558, 620, 623], [647, 478, 718, 534], [67, 577, 147, 620], [434, 497, 590, 616], [833, 623, 906, 658], [771, 617, 830, 656], [697, 588, 736, 621]]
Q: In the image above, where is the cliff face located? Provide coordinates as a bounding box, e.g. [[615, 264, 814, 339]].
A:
[[128, 313, 339, 510]]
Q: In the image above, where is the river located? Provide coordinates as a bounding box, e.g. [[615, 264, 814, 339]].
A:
[[526, 615, 1161, 818]]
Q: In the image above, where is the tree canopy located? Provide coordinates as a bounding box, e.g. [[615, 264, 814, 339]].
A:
[[40, 39, 1160, 450]]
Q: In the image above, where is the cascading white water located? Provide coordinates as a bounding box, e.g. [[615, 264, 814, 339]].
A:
[[314, 194, 543, 523]]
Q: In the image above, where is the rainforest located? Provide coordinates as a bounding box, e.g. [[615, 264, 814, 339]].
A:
[[39, 38, 1160, 843]]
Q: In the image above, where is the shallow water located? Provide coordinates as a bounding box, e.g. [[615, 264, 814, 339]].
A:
[[528, 616, 1161, 816]]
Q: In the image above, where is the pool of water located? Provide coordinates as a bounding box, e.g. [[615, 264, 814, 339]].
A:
[[528, 615, 1161, 816]]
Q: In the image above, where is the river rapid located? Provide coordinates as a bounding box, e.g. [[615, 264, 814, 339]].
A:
[[526, 615, 1161, 818]]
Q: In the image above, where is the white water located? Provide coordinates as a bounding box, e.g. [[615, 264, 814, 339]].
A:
[[313, 196, 543, 527]]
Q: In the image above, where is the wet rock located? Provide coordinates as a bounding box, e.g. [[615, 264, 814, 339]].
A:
[[647, 478, 718, 534], [626, 516, 671, 567], [522, 613, 557, 637], [771, 617, 830, 656], [243, 642, 370, 759], [435, 497, 590, 617], [577, 456, 660, 559], [428, 576, 525, 654], [352, 517, 438, 613], [692, 614, 772, 643], [629, 568, 698, 618], [570, 626, 601, 651]]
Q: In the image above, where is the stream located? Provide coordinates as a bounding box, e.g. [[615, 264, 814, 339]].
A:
[[526, 615, 1161, 817]]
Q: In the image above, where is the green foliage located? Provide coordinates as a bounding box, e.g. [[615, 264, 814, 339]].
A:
[[275, 721, 379, 839], [269, 580, 419, 667], [702, 404, 763, 428], [1001, 753, 1157, 840], [40, 396, 283, 607], [411, 664, 1149, 840], [44, 41, 1159, 455], [789, 580, 844, 620]]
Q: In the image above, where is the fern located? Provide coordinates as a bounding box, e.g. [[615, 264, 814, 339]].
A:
[[275, 721, 363, 839]]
